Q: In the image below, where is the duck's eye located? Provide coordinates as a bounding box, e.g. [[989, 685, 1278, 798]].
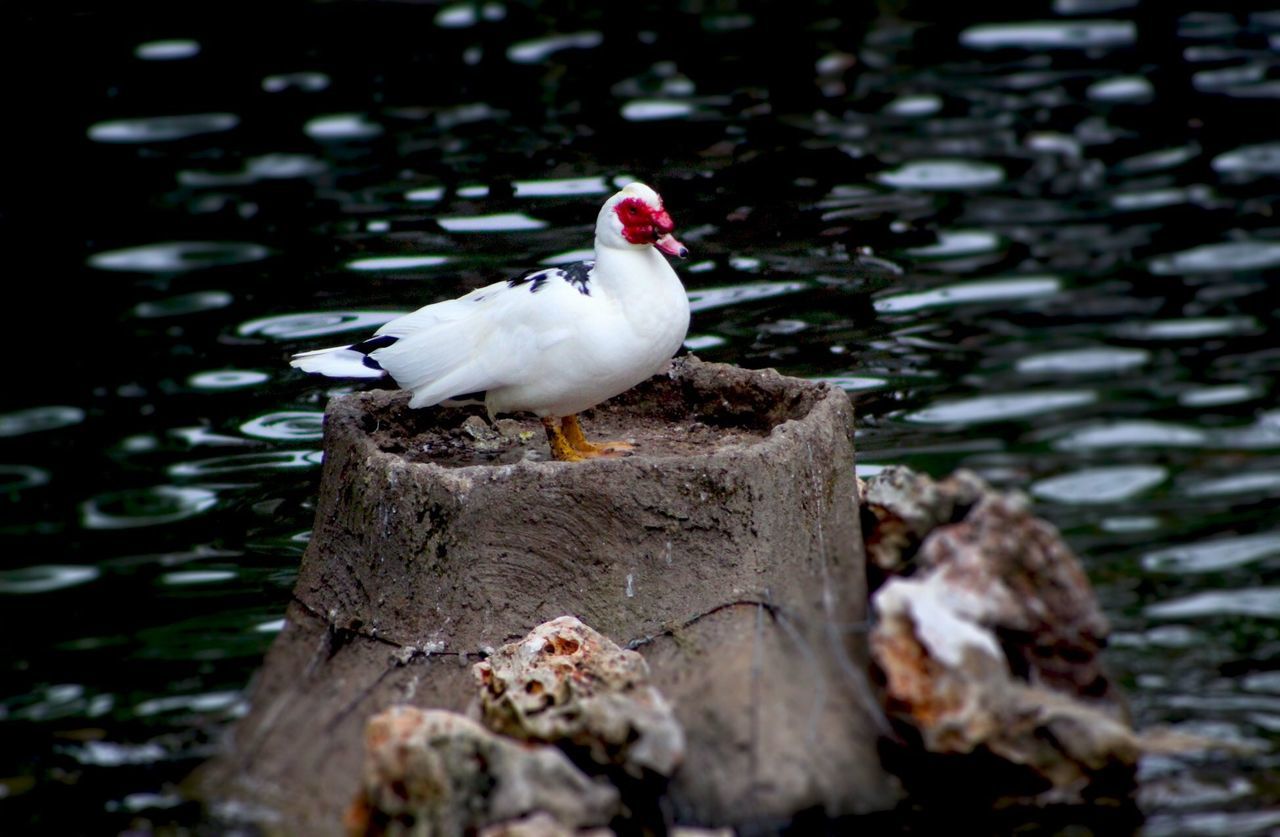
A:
[[627, 205, 639, 214]]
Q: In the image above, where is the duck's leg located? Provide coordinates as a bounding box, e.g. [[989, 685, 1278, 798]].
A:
[[541, 417, 586, 462], [561, 415, 634, 456]]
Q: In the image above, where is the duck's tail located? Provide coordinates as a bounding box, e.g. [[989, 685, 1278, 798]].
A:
[[290, 344, 389, 379]]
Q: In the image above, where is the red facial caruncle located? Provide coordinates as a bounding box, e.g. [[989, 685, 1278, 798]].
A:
[[615, 197, 688, 257]]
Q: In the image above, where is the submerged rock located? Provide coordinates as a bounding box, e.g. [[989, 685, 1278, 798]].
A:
[[473, 616, 685, 779], [865, 468, 1134, 805], [346, 707, 619, 837]]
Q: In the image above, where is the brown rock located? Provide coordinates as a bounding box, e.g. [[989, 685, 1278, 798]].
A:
[[349, 707, 619, 837], [473, 616, 684, 779], [868, 479, 1134, 805]]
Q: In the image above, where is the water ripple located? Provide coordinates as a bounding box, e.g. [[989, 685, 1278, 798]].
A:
[[160, 570, 238, 586], [621, 100, 695, 121], [1143, 532, 1280, 574], [904, 230, 1001, 260], [438, 213, 548, 232], [873, 159, 1004, 190], [169, 451, 322, 477], [81, 486, 218, 530], [90, 241, 270, 272], [1185, 471, 1280, 498], [178, 153, 327, 187], [1052, 420, 1208, 451], [1213, 142, 1280, 176], [303, 114, 383, 140], [1017, 346, 1149, 375], [513, 177, 609, 197], [507, 31, 603, 63], [1146, 588, 1280, 620], [1113, 317, 1260, 340], [134, 291, 233, 318], [0, 406, 85, 437], [261, 72, 330, 93], [435, 2, 505, 28], [906, 390, 1096, 424], [238, 310, 403, 340], [0, 465, 51, 492], [960, 20, 1136, 50], [88, 113, 238, 143], [687, 281, 810, 313], [240, 412, 324, 441], [1150, 241, 1280, 275], [189, 370, 270, 390], [1032, 465, 1167, 504], [135, 40, 200, 60], [0, 565, 99, 595], [874, 276, 1060, 313], [346, 255, 450, 271]]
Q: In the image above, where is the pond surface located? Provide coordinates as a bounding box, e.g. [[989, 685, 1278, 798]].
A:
[[4, 1, 1280, 833]]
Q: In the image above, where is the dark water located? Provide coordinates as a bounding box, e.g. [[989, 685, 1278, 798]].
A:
[[4, 1, 1280, 833]]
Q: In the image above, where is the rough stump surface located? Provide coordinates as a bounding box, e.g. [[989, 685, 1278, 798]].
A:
[[195, 357, 896, 832]]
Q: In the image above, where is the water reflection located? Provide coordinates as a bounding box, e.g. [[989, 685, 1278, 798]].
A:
[[874, 276, 1060, 313], [239, 412, 324, 441], [0, 565, 100, 595], [80, 486, 217, 529], [303, 114, 383, 140], [437, 213, 547, 232], [513, 177, 609, 197], [1146, 589, 1280, 620], [1150, 241, 1280, 275], [0, 406, 85, 437], [906, 390, 1096, 424], [168, 451, 322, 477], [261, 71, 330, 93], [10, 0, 1280, 831], [1143, 532, 1280, 574], [188, 370, 270, 390], [134, 40, 200, 60], [87, 113, 238, 143], [1032, 465, 1166, 505], [0, 465, 50, 493], [1016, 347, 1149, 375], [346, 255, 450, 272], [134, 291, 233, 318], [873, 160, 1004, 190], [237, 311, 402, 340], [506, 31, 602, 63], [959, 20, 1137, 50], [686, 281, 809, 313], [89, 241, 270, 272]]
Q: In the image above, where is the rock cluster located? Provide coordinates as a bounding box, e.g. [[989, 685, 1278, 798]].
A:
[[348, 617, 685, 836], [863, 466, 1136, 805]]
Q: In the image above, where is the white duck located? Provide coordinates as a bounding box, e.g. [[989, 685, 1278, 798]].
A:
[[291, 182, 691, 462]]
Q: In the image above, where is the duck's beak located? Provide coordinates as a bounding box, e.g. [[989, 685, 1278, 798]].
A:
[[655, 233, 688, 258]]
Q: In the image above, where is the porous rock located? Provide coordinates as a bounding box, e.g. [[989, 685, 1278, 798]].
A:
[[346, 707, 619, 837], [473, 616, 684, 779], [867, 471, 1134, 805]]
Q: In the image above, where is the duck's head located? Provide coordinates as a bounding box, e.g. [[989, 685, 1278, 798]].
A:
[[596, 182, 688, 257]]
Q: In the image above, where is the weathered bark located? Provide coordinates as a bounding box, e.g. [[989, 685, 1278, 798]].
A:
[[194, 357, 898, 833]]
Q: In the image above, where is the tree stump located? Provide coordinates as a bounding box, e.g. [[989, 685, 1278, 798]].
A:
[[194, 357, 897, 832]]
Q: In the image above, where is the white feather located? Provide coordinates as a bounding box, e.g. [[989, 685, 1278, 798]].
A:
[[289, 347, 387, 379], [289, 182, 691, 419]]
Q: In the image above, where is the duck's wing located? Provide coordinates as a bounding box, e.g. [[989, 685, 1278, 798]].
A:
[[368, 263, 597, 409]]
